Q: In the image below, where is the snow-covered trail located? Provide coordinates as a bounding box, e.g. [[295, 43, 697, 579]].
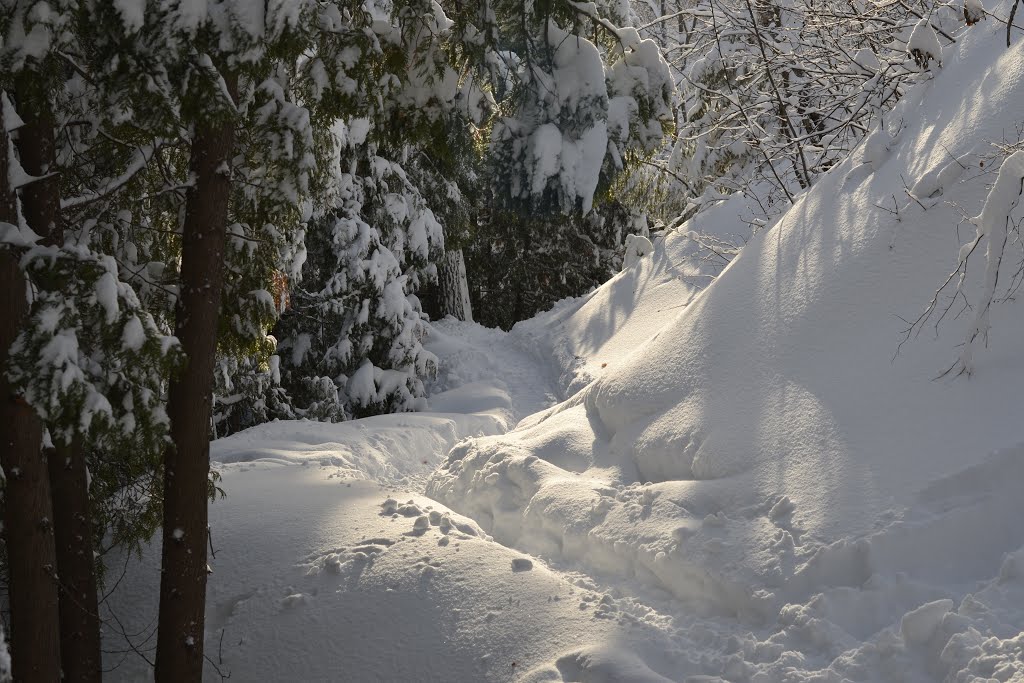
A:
[[105, 318, 664, 682], [106, 468, 690, 682], [95, 320, 753, 681], [425, 317, 562, 426]]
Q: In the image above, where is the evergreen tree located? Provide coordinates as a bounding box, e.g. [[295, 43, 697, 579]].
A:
[[464, 1, 674, 327], [1, 4, 674, 674], [273, 1, 473, 422], [3, 4, 99, 678], [3, 1, 349, 677]]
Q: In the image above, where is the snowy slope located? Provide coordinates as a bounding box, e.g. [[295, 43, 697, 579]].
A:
[[428, 17, 1024, 681], [514, 198, 750, 398]]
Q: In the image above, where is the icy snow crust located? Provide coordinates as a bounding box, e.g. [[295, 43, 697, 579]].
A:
[[102, 23, 1024, 683]]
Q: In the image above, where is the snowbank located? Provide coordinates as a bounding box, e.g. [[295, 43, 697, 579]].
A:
[[211, 318, 556, 487], [429, 18, 1024, 681], [211, 409, 504, 485], [514, 197, 750, 397]]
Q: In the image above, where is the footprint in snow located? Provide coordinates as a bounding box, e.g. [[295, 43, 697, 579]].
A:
[[381, 497, 425, 517], [512, 558, 533, 572], [405, 515, 431, 538], [306, 538, 396, 591]]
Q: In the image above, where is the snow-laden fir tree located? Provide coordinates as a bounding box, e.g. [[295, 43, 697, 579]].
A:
[[275, 120, 445, 420], [271, 0, 486, 422], [463, 0, 674, 327], [4, 1, 399, 677], [250, 0, 675, 414], [1, 2, 182, 676]]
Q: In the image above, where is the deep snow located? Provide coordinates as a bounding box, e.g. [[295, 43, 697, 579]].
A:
[[427, 14, 1024, 682], [103, 14, 1024, 683]]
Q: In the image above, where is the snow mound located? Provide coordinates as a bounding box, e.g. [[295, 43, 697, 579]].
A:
[[212, 411, 503, 486], [513, 197, 749, 397], [429, 19, 1024, 680], [212, 318, 559, 487]]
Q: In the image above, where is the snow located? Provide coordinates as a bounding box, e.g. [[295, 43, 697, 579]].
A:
[[908, 18, 943, 68], [900, 599, 954, 645], [0, 622, 8, 683], [431, 20, 1024, 681], [112, 0, 145, 33], [860, 125, 893, 168], [94, 271, 119, 324], [959, 150, 1024, 373], [344, 361, 377, 407], [120, 315, 145, 352], [106, 468, 702, 681], [104, 320, 671, 681], [1, 92, 24, 133], [512, 200, 741, 396], [102, 15, 1024, 683], [621, 233, 653, 269], [531, 123, 563, 195]]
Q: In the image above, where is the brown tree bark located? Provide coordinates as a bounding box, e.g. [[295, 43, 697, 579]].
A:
[[0, 90, 62, 683], [14, 84, 61, 243], [154, 87, 237, 683], [48, 441, 102, 683], [15, 75, 103, 683]]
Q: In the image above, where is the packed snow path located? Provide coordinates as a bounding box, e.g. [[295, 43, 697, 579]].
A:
[[425, 318, 562, 427], [105, 319, 659, 682]]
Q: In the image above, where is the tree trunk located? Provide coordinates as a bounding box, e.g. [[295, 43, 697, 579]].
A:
[[437, 249, 474, 322], [155, 94, 237, 683], [48, 441, 101, 683], [0, 90, 62, 683], [14, 77, 104, 683]]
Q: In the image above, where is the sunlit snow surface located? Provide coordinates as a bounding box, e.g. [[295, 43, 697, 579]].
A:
[[104, 20, 1024, 682]]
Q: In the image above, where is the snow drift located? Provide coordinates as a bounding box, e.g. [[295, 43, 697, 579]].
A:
[[429, 18, 1024, 680]]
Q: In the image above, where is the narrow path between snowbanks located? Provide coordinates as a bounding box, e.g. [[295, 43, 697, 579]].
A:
[[105, 319, 699, 682], [208, 318, 562, 492], [425, 317, 561, 426]]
